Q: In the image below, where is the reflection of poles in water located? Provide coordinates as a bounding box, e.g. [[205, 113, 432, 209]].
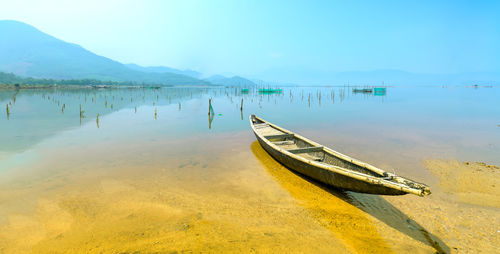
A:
[[79, 104, 85, 126], [340, 88, 345, 102], [208, 98, 215, 128], [208, 111, 214, 129], [331, 90, 335, 104], [96, 113, 100, 128], [6, 104, 10, 120], [240, 110, 243, 120], [154, 107, 158, 120], [308, 93, 311, 108], [178, 102, 181, 111], [134, 106, 137, 113], [12, 91, 18, 104]]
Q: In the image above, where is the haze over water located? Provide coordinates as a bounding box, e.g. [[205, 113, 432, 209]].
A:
[[0, 85, 499, 252]]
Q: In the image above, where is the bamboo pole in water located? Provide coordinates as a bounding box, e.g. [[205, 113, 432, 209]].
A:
[[240, 98, 243, 111]]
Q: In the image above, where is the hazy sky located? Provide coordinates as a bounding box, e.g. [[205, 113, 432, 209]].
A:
[[1, 0, 499, 76]]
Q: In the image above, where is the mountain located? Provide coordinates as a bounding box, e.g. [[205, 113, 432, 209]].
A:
[[125, 64, 202, 79], [204, 75, 256, 87], [0, 20, 209, 86], [254, 67, 500, 86]]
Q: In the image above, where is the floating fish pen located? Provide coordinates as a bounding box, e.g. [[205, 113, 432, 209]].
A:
[[374, 87, 386, 96], [259, 89, 283, 94]]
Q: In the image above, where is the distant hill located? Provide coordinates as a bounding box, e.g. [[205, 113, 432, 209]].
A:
[[204, 75, 256, 87], [125, 64, 201, 79], [0, 20, 209, 86]]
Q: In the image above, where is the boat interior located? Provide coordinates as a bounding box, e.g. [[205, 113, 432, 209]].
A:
[[252, 116, 382, 177]]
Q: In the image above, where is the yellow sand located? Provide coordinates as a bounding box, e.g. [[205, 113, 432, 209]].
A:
[[0, 137, 351, 253], [381, 159, 500, 253], [0, 132, 498, 253], [423, 160, 499, 207]]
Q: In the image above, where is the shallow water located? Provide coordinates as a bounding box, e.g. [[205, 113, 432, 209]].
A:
[[0, 85, 499, 253]]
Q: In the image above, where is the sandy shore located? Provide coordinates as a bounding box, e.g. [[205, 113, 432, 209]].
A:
[[382, 159, 500, 253], [0, 133, 498, 253]]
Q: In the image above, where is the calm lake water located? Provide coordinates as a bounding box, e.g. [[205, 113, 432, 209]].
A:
[[0, 86, 499, 252]]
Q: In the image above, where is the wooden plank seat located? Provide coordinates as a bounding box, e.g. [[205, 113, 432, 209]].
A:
[[264, 133, 294, 140], [287, 146, 324, 154], [272, 140, 295, 145], [253, 123, 270, 129]]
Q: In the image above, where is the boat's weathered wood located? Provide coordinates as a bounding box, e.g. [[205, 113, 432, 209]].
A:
[[272, 140, 295, 145], [264, 134, 294, 140], [287, 146, 323, 154], [253, 123, 269, 129], [250, 114, 431, 196]]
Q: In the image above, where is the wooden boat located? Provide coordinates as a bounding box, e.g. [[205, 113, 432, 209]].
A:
[[250, 115, 431, 196]]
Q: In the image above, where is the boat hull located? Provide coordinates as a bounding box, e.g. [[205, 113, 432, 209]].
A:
[[254, 134, 407, 195]]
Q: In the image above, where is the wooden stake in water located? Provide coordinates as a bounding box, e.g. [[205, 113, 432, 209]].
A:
[[154, 107, 158, 120], [96, 113, 100, 128], [208, 99, 212, 115], [240, 98, 243, 111]]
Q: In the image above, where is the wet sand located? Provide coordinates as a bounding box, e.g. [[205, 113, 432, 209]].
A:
[[0, 134, 352, 253], [380, 159, 500, 253], [423, 160, 499, 207], [0, 130, 498, 253]]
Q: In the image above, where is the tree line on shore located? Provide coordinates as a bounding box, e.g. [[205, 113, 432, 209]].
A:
[[0, 72, 154, 87]]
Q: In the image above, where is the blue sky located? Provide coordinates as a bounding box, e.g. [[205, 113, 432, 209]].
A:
[[1, 0, 499, 77]]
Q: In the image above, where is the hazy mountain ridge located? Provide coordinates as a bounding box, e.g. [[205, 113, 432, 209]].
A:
[[204, 75, 256, 86], [0, 20, 209, 86], [2, 20, 496, 87], [125, 64, 202, 79]]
